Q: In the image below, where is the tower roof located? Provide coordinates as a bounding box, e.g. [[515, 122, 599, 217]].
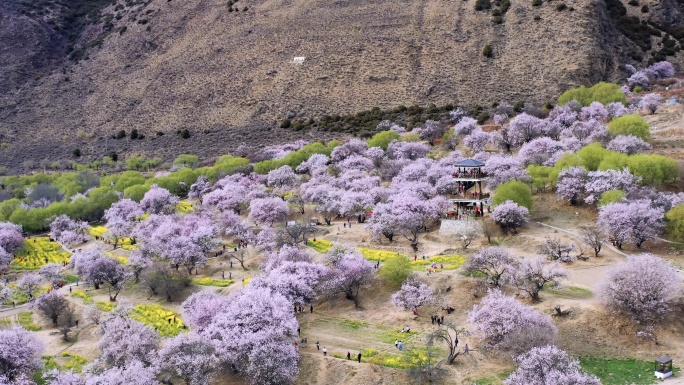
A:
[[455, 159, 485, 167]]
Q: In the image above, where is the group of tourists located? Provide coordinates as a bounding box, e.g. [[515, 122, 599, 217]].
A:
[[394, 340, 404, 351], [431, 315, 445, 325], [345, 351, 362, 363]]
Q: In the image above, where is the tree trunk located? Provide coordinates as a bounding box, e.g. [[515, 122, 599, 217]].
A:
[[530, 291, 540, 302], [352, 295, 360, 308]]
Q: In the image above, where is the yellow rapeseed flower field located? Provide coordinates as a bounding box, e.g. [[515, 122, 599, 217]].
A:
[[131, 304, 185, 337], [11, 238, 70, 270]]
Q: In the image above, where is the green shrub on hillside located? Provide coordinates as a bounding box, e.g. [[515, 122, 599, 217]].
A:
[[173, 154, 199, 169], [666, 204, 684, 242], [367, 131, 400, 150], [558, 82, 627, 106], [379, 255, 412, 287], [598, 190, 625, 206], [626, 154, 677, 186], [483, 45, 494, 58], [607, 115, 650, 140], [577, 143, 610, 171], [475, 0, 492, 10], [492, 180, 534, 210], [527, 165, 556, 192], [253, 141, 340, 174]]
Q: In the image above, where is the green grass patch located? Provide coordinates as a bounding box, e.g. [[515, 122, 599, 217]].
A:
[[42, 356, 59, 372], [580, 357, 672, 385], [469, 371, 513, 385], [545, 285, 593, 299], [18, 311, 41, 331], [6, 284, 49, 305], [40, 352, 88, 376], [60, 274, 79, 283], [11, 238, 71, 270], [131, 304, 185, 337], [308, 239, 333, 254], [191, 277, 234, 287], [70, 290, 114, 312], [339, 319, 369, 330], [378, 329, 418, 344], [60, 352, 88, 373]]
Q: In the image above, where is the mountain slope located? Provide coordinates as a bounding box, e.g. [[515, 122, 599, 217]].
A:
[[0, 0, 681, 169]]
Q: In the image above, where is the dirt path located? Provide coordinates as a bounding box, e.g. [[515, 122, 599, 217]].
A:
[[536, 221, 684, 276]]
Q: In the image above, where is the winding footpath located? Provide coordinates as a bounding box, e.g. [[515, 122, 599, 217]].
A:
[[535, 221, 684, 275]]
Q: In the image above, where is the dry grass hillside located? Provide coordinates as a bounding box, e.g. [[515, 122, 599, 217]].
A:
[[0, 0, 682, 168]]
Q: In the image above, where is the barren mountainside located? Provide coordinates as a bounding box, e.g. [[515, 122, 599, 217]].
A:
[[0, 0, 683, 169]]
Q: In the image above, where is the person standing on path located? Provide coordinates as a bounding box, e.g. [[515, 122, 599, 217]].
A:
[[398, 341, 403, 351], [323, 347, 327, 356], [357, 352, 362, 363], [316, 341, 320, 350], [310, 305, 314, 313], [347, 352, 351, 360], [394, 340, 398, 348]]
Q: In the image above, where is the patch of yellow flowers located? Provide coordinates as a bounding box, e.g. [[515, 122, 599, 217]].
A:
[[131, 304, 185, 337], [191, 277, 234, 287], [11, 238, 71, 270]]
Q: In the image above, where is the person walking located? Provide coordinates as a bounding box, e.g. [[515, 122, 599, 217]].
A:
[[398, 341, 403, 351], [316, 341, 320, 350], [357, 352, 362, 363], [347, 351, 351, 360], [310, 305, 314, 313], [441, 315, 444, 324], [298, 327, 300, 336], [323, 347, 327, 356], [394, 339, 399, 348]]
